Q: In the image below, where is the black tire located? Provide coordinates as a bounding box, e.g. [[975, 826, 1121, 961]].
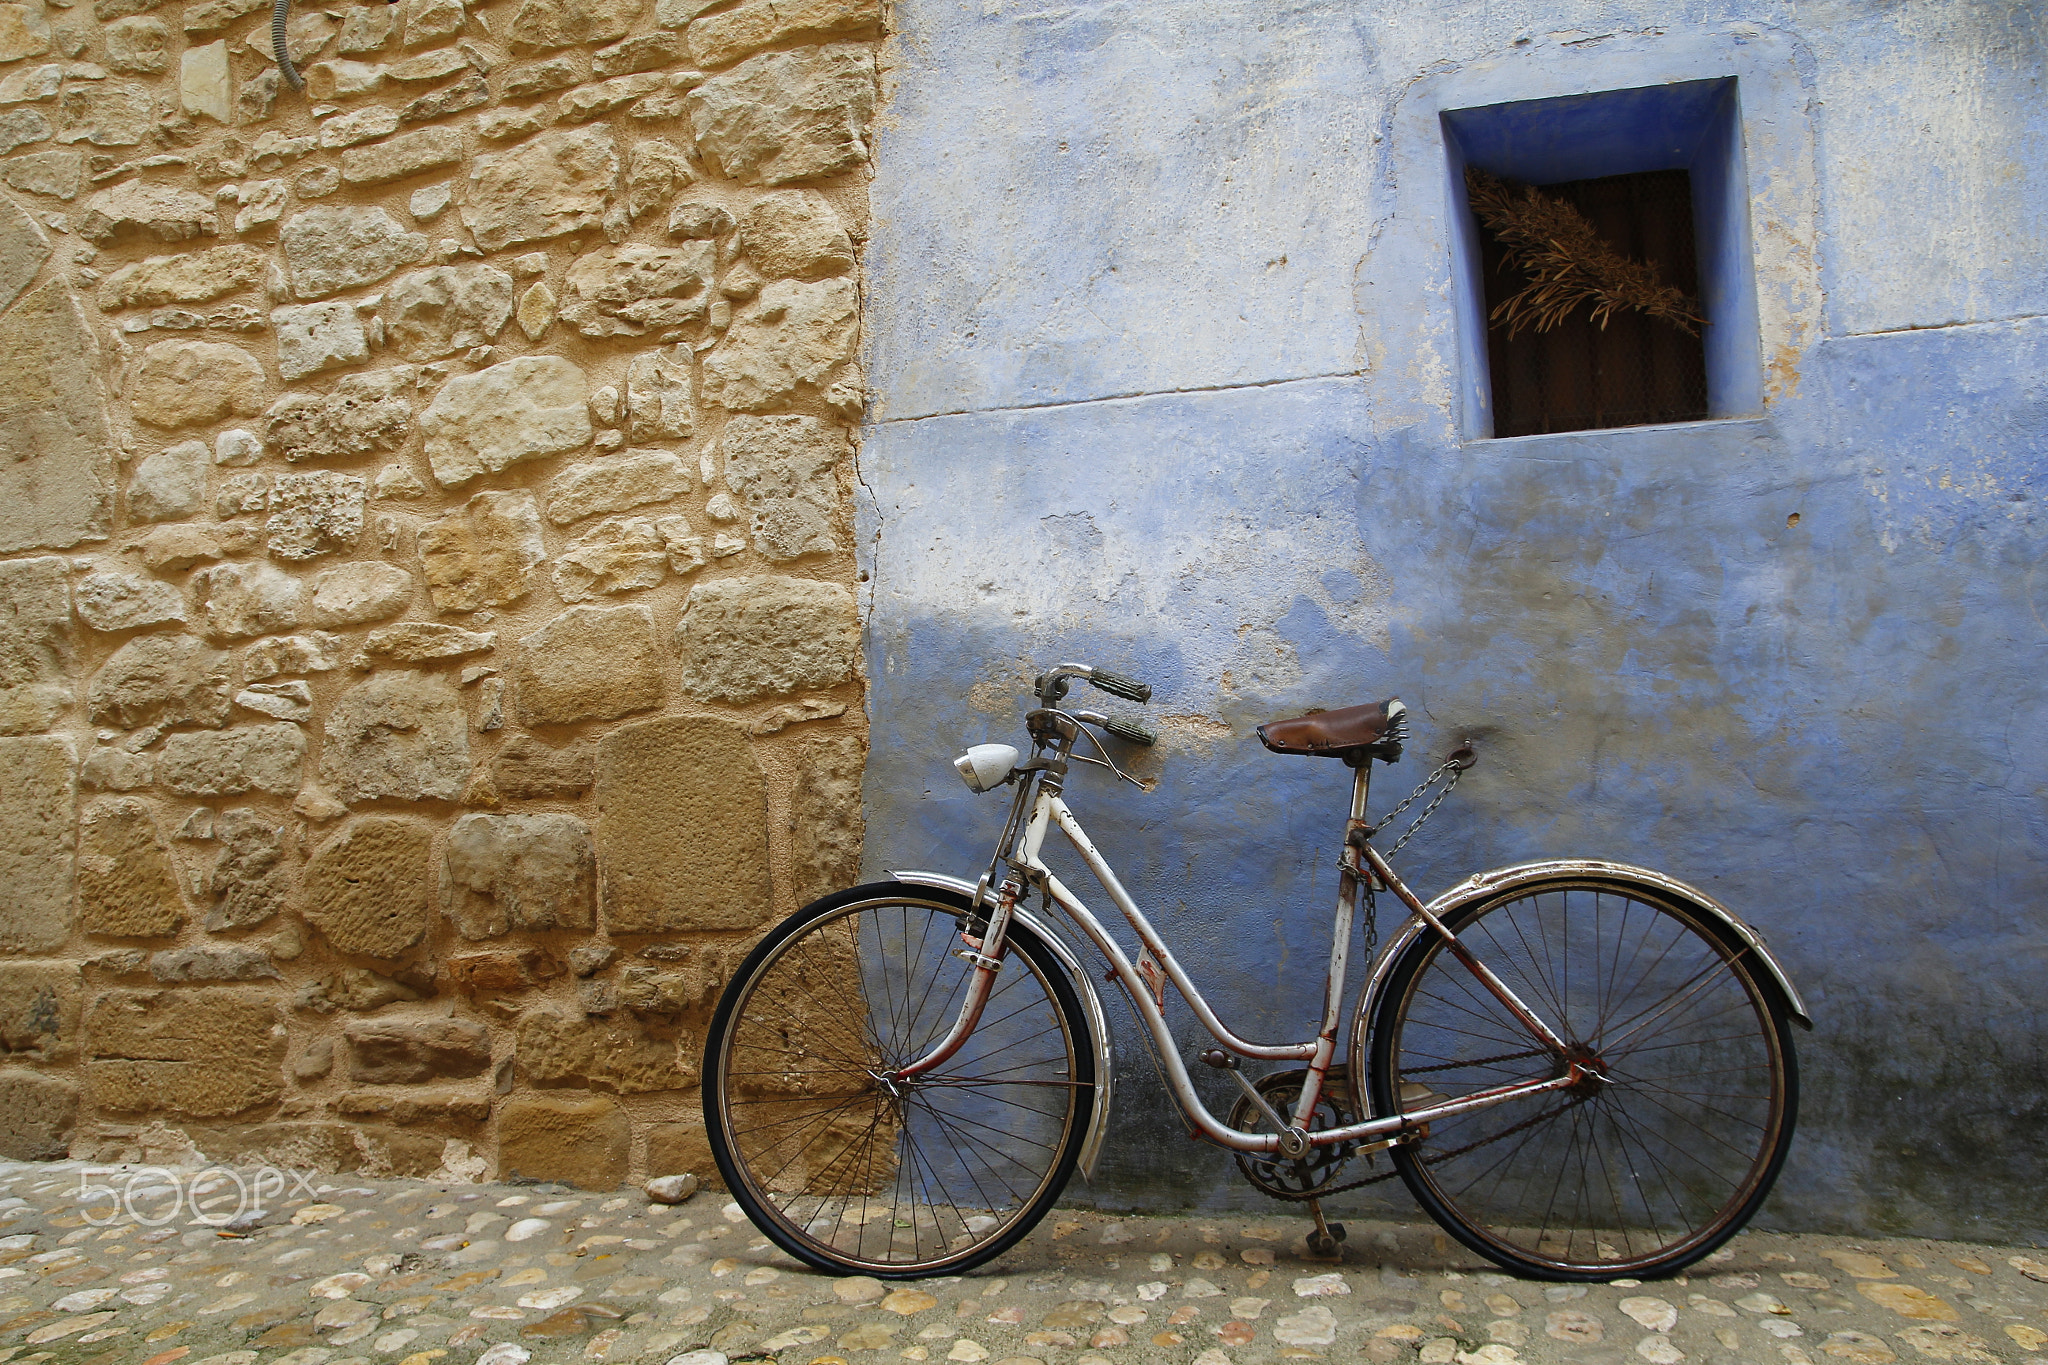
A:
[[1367, 875, 1797, 1280], [703, 881, 1095, 1277]]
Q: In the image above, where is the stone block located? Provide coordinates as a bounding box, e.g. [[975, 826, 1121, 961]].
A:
[[97, 243, 265, 311], [308, 561, 415, 626], [420, 354, 591, 488], [179, 39, 231, 122], [339, 125, 463, 185], [444, 946, 559, 996], [129, 339, 265, 429], [0, 1070, 76, 1159], [0, 960, 81, 1062], [0, 279, 114, 554], [596, 715, 769, 933], [591, 29, 681, 75], [266, 470, 367, 559], [418, 489, 547, 612], [280, 204, 430, 299], [624, 136, 691, 220], [264, 368, 415, 462], [721, 413, 843, 561], [0, 735, 75, 952], [0, 107, 50, 157], [305, 964, 429, 1011], [0, 148, 83, 201], [789, 732, 862, 906], [644, 1117, 713, 1185], [321, 670, 469, 802], [560, 241, 713, 337], [382, 265, 514, 361], [364, 621, 494, 662], [74, 570, 186, 633], [551, 516, 677, 601], [319, 104, 402, 149], [686, 0, 878, 70], [490, 732, 595, 797], [76, 796, 186, 937], [0, 556, 72, 736], [687, 43, 873, 186], [544, 448, 689, 525], [497, 1092, 629, 1188], [701, 275, 856, 412], [208, 807, 291, 930], [344, 1017, 491, 1083], [146, 943, 280, 982], [76, 180, 217, 246], [675, 574, 856, 702], [84, 987, 285, 1117], [625, 344, 694, 441], [272, 300, 370, 381], [297, 815, 435, 958], [80, 745, 154, 791], [514, 1007, 687, 1093], [192, 561, 303, 639], [87, 633, 232, 730], [402, 71, 487, 122], [130, 521, 261, 572], [243, 631, 344, 680], [513, 603, 663, 726], [443, 812, 595, 938], [127, 439, 208, 524], [57, 78, 155, 147], [461, 126, 616, 252], [158, 723, 307, 796], [102, 15, 169, 71], [737, 187, 853, 278]]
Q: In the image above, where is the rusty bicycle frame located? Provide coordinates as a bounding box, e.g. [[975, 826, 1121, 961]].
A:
[[886, 687, 1592, 1170]]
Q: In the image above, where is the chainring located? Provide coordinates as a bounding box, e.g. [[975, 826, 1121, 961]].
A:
[[1229, 1066, 1360, 1199]]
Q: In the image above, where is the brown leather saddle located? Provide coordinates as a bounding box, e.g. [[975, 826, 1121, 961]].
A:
[[1256, 698, 1407, 764]]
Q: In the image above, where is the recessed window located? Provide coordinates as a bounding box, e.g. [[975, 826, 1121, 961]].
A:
[[1441, 79, 1761, 440]]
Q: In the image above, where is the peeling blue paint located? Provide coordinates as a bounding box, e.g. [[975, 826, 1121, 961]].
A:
[[855, 2, 2048, 1242]]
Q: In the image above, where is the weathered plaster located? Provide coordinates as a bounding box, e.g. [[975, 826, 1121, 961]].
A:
[[860, 1, 2048, 1242]]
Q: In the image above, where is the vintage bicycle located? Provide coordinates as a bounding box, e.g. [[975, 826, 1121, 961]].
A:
[[703, 662, 1808, 1281]]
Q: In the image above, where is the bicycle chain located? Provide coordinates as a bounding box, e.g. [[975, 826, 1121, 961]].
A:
[[1250, 1094, 1585, 1202]]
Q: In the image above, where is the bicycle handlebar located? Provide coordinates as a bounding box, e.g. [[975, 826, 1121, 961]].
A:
[[1036, 662, 1154, 706], [1100, 713, 1157, 747], [1089, 669, 1152, 704]]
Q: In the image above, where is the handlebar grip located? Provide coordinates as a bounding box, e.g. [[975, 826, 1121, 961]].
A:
[[1090, 669, 1153, 704], [1102, 713, 1157, 747]]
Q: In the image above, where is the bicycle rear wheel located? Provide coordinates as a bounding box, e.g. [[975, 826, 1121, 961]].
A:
[[704, 881, 1095, 1277], [1368, 875, 1796, 1280]]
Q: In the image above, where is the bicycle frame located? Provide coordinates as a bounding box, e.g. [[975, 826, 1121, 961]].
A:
[[891, 744, 1593, 1159]]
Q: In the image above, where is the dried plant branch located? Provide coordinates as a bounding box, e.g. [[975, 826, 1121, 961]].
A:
[[1464, 166, 1705, 339]]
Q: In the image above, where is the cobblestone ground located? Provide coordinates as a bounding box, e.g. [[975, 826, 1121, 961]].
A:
[[3, 1161, 2046, 1365]]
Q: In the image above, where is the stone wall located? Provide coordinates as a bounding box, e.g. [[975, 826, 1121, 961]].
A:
[[0, 0, 880, 1187]]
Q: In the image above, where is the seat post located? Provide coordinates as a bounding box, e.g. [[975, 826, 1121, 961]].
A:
[[1348, 757, 1373, 825]]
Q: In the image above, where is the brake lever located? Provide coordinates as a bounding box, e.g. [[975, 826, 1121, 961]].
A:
[[1071, 712, 1157, 792]]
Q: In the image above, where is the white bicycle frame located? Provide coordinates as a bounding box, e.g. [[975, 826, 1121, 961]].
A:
[[894, 757, 1591, 1159]]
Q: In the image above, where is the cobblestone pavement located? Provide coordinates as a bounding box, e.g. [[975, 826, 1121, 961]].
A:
[[3, 1161, 2047, 1365]]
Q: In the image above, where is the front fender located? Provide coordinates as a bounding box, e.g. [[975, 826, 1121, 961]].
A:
[[1348, 859, 1812, 1110], [889, 869, 1116, 1182]]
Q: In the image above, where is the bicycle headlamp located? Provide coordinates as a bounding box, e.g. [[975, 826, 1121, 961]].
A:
[[953, 743, 1019, 793]]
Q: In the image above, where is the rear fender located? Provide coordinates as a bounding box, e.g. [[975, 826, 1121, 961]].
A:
[[889, 869, 1116, 1182], [1347, 859, 1812, 1113]]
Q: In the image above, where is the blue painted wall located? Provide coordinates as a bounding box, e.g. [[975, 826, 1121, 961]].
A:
[[854, 2, 2048, 1243]]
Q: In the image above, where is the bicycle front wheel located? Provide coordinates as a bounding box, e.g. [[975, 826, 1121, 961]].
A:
[[1368, 875, 1796, 1280], [704, 881, 1095, 1277]]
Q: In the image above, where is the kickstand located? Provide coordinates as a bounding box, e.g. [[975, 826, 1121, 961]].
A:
[[1304, 1199, 1347, 1258]]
